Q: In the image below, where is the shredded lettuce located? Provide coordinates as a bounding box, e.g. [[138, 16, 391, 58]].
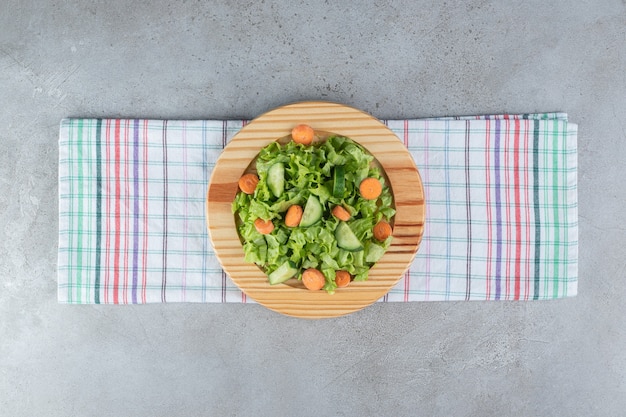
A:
[[232, 136, 395, 293]]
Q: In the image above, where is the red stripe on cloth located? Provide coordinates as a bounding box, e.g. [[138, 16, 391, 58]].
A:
[[514, 119, 522, 300], [123, 120, 130, 304], [104, 120, 112, 304], [403, 119, 409, 147], [182, 121, 188, 302], [485, 119, 492, 299], [113, 120, 121, 304], [523, 119, 531, 300], [504, 119, 512, 299]]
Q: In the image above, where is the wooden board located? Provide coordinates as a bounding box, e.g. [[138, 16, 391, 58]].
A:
[[206, 101, 425, 318]]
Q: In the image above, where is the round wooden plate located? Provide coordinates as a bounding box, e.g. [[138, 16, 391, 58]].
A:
[[206, 101, 425, 319]]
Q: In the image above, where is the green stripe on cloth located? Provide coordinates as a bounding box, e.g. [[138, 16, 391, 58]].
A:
[[552, 119, 560, 297], [66, 119, 73, 303], [76, 119, 84, 303], [57, 114, 578, 304], [95, 119, 102, 303]]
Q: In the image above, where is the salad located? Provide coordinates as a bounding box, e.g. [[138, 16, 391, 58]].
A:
[[232, 124, 395, 294]]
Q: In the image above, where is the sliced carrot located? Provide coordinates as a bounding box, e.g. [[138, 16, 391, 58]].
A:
[[302, 268, 325, 291], [238, 173, 259, 195], [285, 205, 303, 227], [373, 220, 392, 241], [291, 124, 315, 145], [335, 270, 351, 288], [359, 177, 382, 200], [331, 205, 351, 221], [254, 218, 274, 235]]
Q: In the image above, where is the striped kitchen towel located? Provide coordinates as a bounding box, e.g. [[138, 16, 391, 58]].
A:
[[58, 113, 578, 304]]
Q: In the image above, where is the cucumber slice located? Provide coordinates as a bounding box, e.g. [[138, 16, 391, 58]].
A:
[[335, 222, 364, 252], [268, 260, 298, 285], [365, 241, 386, 263], [267, 162, 285, 198], [300, 194, 323, 227], [332, 165, 345, 198]]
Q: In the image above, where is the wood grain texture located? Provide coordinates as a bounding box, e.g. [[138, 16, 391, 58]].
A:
[[207, 101, 425, 319]]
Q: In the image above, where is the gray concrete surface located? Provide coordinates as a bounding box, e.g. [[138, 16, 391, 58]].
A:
[[1, 0, 624, 416]]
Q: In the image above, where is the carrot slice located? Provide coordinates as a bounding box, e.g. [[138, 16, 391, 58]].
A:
[[285, 205, 303, 227], [302, 268, 325, 291], [359, 177, 382, 200], [254, 218, 274, 235], [238, 173, 259, 195], [373, 220, 392, 241], [291, 124, 315, 145], [335, 270, 351, 288], [331, 205, 351, 221]]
